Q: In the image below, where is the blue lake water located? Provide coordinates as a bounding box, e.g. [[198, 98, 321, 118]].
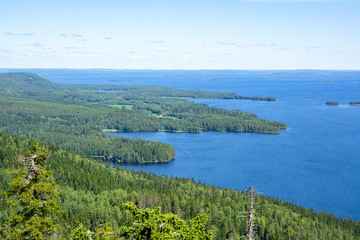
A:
[[5, 69, 359, 220]]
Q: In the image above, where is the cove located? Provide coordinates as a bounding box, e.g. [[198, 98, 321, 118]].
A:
[[41, 69, 360, 220], [107, 119, 359, 221]]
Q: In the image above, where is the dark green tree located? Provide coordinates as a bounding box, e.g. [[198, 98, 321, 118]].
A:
[[6, 141, 62, 239]]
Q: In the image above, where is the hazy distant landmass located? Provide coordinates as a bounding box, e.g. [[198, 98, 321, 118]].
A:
[[106, 79, 135, 83]]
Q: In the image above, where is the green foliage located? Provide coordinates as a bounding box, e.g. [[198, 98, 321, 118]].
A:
[[0, 72, 56, 90], [0, 72, 286, 163], [0, 96, 176, 163], [71, 224, 89, 240], [1, 72, 358, 239], [71, 223, 116, 240], [1, 132, 359, 239], [5, 141, 62, 239], [121, 201, 211, 239]]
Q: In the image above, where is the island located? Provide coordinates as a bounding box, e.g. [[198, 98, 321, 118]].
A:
[[349, 101, 360, 106], [326, 101, 339, 106]]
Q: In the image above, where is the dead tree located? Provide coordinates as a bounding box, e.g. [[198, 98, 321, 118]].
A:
[[241, 186, 261, 240]]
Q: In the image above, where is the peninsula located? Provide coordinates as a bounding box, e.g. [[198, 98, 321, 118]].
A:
[[0, 72, 287, 163]]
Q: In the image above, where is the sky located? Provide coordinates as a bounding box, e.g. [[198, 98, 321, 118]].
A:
[[0, 0, 359, 69]]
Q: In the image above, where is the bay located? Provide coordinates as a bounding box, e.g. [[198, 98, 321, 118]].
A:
[[19, 69, 360, 220]]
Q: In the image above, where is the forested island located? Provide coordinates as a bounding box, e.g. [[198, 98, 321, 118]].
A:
[[0, 72, 286, 163], [326, 101, 339, 106], [325, 101, 360, 106], [349, 101, 360, 106], [0, 132, 359, 239]]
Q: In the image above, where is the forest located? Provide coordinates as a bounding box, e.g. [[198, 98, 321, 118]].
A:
[[0, 72, 359, 239], [0, 72, 286, 163], [0, 132, 359, 239]]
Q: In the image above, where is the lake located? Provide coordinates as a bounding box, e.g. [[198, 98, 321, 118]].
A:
[[14, 69, 360, 220]]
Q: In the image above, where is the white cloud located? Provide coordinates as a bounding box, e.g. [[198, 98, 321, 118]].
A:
[[218, 42, 237, 46], [302, 46, 320, 51], [5, 32, 35, 36], [125, 50, 137, 54], [250, 43, 268, 47], [0, 50, 14, 54], [22, 42, 42, 47], [71, 33, 83, 37], [276, 45, 296, 51], [182, 51, 196, 54], [127, 55, 146, 60], [148, 40, 164, 44], [154, 50, 169, 53]]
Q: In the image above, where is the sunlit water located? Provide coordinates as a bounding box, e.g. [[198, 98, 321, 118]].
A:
[[29, 69, 360, 220]]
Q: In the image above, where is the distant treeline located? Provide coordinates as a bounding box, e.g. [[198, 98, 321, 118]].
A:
[[350, 101, 360, 106], [223, 95, 276, 101], [326, 101, 339, 106], [325, 101, 360, 106]]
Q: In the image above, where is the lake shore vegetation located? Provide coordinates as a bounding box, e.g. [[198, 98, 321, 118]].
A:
[[0, 72, 286, 163]]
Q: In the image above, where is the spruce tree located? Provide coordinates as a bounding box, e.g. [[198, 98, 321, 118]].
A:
[[6, 141, 61, 239]]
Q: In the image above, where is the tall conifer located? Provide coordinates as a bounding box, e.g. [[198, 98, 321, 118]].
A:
[[6, 141, 61, 239]]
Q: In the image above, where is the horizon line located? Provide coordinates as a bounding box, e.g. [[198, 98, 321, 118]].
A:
[[0, 68, 359, 71]]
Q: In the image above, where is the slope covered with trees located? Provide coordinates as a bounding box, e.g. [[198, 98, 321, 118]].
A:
[[1, 132, 359, 239], [0, 73, 286, 163]]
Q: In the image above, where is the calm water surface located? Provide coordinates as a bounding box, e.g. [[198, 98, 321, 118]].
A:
[[31, 69, 360, 220]]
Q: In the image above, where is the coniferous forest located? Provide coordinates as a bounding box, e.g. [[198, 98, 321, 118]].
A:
[[0, 73, 286, 163], [0, 132, 359, 239], [1, 72, 359, 239]]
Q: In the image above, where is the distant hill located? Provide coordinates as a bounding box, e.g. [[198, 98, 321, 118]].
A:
[[0, 72, 56, 90]]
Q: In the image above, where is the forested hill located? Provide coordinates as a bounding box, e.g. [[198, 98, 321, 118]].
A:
[[0, 72, 287, 163], [0, 72, 56, 89], [0, 132, 359, 239]]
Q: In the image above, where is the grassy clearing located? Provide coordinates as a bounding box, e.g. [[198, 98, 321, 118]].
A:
[[109, 104, 133, 110], [151, 113, 178, 119], [102, 129, 118, 132]]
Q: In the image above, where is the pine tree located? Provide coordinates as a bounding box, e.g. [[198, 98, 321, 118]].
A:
[[6, 141, 62, 239]]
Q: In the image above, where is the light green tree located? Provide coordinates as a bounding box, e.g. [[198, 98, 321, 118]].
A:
[[6, 141, 62, 239], [121, 201, 212, 240], [71, 223, 116, 240]]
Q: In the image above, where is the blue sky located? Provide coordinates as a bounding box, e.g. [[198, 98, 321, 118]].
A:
[[1, 0, 359, 69]]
